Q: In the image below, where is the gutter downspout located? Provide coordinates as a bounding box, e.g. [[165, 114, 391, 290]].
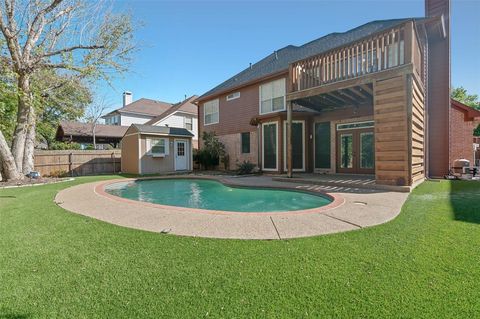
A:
[[257, 124, 261, 170]]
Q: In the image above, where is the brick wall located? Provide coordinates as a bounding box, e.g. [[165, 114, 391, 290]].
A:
[[217, 131, 259, 170], [449, 106, 475, 166]]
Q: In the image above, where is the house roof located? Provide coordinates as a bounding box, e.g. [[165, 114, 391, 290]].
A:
[[451, 99, 480, 121], [56, 121, 129, 139], [198, 18, 418, 102], [145, 95, 198, 125], [130, 124, 194, 137], [102, 98, 173, 118]]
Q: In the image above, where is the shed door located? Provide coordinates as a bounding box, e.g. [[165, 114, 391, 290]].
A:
[[174, 140, 188, 171]]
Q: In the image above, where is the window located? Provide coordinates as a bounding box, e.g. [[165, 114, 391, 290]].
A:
[[204, 99, 219, 125], [184, 117, 193, 130], [241, 132, 250, 154], [260, 78, 285, 114], [337, 121, 374, 131], [147, 138, 168, 156], [226, 92, 240, 101]]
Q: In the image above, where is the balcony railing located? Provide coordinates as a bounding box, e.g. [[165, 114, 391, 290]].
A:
[[289, 21, 423, 93]]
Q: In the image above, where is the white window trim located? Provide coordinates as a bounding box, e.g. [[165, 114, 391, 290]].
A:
[[259, 78, 286, 115], [261, 121, 278, 171], [226, 92, 240, 101], [184, 116, 193, 130], [146, 138, 169, 157], [283, 120, 305, 172], [203, 99, 219, 126]]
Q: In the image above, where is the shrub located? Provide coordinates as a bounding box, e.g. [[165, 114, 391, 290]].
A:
[[236, 160, 256, 175], [197, 132, 225, 170], [196, 148, 219, 169], [48, 170, 68, 178], [50, 141, 82, 150]]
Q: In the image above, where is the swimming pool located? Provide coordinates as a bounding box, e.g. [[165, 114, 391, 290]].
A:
[[104, 178, 332, 213]]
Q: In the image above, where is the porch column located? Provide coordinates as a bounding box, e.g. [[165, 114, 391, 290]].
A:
[[286, 101, 293, 178]]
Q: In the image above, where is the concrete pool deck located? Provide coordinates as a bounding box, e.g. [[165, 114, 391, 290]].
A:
[[55, 175, 409, 240]]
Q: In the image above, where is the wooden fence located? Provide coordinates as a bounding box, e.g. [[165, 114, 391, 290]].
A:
[[34, 150, 121, 177]]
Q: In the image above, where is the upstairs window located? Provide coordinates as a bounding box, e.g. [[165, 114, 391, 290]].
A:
[[226, 92, 240, 101], [241, 132, 250, 154], [204, 99, 219, 125], [184, 117, 193, 130], [260, 78, 286, 114]]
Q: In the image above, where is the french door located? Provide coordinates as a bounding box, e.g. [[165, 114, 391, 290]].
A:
[[337, 128, 374, 174]]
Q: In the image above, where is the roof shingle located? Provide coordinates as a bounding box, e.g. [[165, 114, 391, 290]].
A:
[[198, 18, 416, 101]]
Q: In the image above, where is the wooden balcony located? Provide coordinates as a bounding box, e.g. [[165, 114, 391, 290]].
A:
[[288, 21, 424, 98]]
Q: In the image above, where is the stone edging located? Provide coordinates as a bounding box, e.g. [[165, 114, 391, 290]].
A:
[[0, 177, 75, 189]]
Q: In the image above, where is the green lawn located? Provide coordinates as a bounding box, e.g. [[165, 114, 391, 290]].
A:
[[1, 177, 479, 318]]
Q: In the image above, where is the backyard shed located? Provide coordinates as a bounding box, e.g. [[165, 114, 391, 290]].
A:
[[121, 124, 194, 175]]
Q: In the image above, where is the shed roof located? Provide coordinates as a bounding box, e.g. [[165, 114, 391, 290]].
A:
[[198, 18, 418, 101], [130, 124, 194, 137]]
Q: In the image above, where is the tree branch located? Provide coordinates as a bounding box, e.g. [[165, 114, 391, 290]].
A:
[[23, 0, 64, 58], [40, 44, 105, 59]]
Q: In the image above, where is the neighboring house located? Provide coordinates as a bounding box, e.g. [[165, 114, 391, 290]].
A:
[[56, 121, 129, 148], [121, 124, 194, 174], [197, 0, 451, 186], [145, 95, 199, 149], [102, 91, 173, 126], [449, 99, 480, 168]]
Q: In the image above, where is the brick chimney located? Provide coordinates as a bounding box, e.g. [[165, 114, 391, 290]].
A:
[[123, 91, 133, 106], [425, 0, 451, 177]]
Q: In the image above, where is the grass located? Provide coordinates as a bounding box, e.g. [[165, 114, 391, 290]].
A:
[[0, 176, 479, 318]]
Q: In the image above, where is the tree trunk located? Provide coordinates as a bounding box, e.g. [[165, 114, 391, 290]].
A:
[[11, 74, 32, 173], [93, 123, 97, 150], [0, 130, 23, 181], [22, 108, 36, 174]]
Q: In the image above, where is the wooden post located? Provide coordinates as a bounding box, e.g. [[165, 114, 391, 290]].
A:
[[69, 152, 73, 177], [286, 101, 293, 178], [112, 152, 115, 174]]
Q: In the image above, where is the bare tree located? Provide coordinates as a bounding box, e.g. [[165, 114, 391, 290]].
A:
[[0, 0, 135, 180], [84, 96, 110, 150]]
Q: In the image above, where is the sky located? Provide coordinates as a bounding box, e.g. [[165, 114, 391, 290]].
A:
[[99, 0, 480, 112]]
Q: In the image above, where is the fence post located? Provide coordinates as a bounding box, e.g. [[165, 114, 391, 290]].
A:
[[69, 152, 73, 177], [112, 152, 115, 174]]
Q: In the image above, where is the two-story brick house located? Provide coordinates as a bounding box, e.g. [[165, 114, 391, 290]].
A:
[[197, 0, 451, 187]]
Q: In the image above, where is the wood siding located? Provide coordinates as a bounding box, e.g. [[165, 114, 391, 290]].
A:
[[410, 75, 426, 184], [373, 75, 409, 185], [121, 131, 140, 174]]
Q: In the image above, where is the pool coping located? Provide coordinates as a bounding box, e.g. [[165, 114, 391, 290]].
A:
[[55, 175, 409, 240], [94, 176, 346, 216]]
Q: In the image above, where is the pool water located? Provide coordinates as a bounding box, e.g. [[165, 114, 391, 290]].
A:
[[105, 179, 331, 213]]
